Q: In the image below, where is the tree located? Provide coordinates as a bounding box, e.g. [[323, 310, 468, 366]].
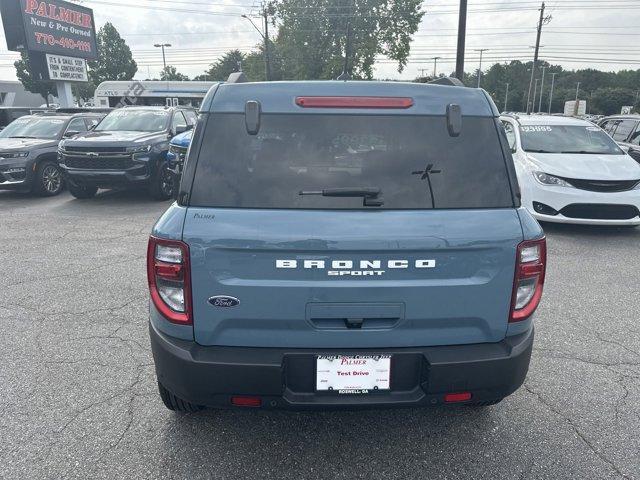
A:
[[14, 52, 56, 104], [88, 22, 137, 91], [204, 50, 245, 81], [274, 0, 424, 80], [160, 66, 189, 81], [590, 88, 636, 115]]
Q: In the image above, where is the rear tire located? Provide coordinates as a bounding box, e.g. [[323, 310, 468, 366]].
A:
[[158, 381, 203, 413], [68, 182, 98, 199], [32, 161, 64, 197], [149, 162, 174, 200]]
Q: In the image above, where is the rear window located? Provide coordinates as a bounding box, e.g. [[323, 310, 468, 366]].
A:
[[190, 114, 514, 209]]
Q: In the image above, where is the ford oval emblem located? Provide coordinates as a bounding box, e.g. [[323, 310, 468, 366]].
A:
[[208, 296, 240, 308]]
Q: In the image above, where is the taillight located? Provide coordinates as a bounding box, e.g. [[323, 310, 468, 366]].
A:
[[510, 238, 546, 322], [147, 236, 192, 325], [295, 96, 414, 109]]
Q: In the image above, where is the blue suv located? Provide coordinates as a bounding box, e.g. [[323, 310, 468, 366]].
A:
[[147, 80, 546, 411]]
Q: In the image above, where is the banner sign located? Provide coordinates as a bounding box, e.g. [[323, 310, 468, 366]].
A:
[[46, 54, 88, 81], [1, 0, 98, 61]]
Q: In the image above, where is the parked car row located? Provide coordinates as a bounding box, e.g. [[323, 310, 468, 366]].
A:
[[1, 93, 640, 229], [0, 106, 196, 199]]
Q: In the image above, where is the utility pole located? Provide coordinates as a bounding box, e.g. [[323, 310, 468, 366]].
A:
[[533, 78, 539, 112], [241, 12, 271, 80], [475, 49, 489, 88], [526, 2, 551, 114], [432, 56, 441, 78], [338, 0, 356, 80], [548, 72, 557, 113], [455, 0, 468, 81], [574, 81, 581, 116], [263, 7, 272, 81], [504, 82, 510, 112], [538, 66, 546, 112]]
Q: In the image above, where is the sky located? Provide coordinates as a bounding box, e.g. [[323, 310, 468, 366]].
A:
[[0, 0, 639, 82]]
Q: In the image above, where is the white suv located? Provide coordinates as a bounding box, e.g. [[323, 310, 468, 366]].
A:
[[500, 114, 640, 226]]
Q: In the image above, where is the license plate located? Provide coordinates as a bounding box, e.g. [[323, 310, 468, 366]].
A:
[[316, 355, 391, 394]]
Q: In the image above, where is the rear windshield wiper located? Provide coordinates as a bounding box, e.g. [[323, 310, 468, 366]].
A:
[[8, 135, 37, 139], [559, 150, 595, 154], [299, 187, 384, 207]]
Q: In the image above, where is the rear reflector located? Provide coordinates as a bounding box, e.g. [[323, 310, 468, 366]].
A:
[[295, 96, 413, 109], [231, 396, 262, 407], [444, 392, 472, 403]]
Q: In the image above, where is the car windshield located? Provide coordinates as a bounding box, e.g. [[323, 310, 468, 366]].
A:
[[519, 124, 623, 155], [0, 116, 67, 139], [95, 110, 169, 132], [190, 114, 515, 210]]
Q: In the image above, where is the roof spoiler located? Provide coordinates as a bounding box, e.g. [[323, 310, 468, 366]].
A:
[[227, 72, 248, 84], [428, 77, 465, 87]]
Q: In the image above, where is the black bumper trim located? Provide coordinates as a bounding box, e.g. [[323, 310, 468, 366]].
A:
[[149, 322, 534, 410]]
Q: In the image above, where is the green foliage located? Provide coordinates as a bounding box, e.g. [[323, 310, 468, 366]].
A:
[[160, 66, 189, 81], [470, 60, 640, 115], [14, 52, 56, 102], [274, 0, 424, 79], [204, 50, 245, 81], [89, 22, 137, 87]]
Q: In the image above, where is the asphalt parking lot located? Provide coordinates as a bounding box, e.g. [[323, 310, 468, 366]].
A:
[[0, 189, 638, 480]]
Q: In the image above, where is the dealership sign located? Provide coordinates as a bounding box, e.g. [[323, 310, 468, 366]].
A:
[[1, 0, 98, 60], [46, 53, 87, 81]]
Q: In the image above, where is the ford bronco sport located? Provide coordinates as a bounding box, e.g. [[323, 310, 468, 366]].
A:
[[147, 80, 546, 411]]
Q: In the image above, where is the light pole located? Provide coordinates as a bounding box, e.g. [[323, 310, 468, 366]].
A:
[[532, 78, 539, 112], [154, 43, 171, 70], [504, 82, 509, 112], [474, 48, 489, 88], [538, 66, 546, 113], [548, 72, 557, 113], [241, 13, 271, 81], [432, 56, 441, 78]]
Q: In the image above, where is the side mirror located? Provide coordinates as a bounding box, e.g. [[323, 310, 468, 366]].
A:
[[64, 130, 80, 138], [446, 104, 462, 137], [245, 100, 261, 135], [174, 125, 188, 135]]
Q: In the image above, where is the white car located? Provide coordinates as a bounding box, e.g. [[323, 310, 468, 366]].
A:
[[500, 114, 640, 226]]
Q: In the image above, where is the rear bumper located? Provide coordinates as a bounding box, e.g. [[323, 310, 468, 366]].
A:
[[149, 322, 534, 409]]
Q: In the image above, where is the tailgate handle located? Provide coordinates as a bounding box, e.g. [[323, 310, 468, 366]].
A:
[[345, 318, 364, 329]]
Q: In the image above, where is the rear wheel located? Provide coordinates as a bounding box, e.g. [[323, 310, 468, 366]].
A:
[[33, 161, 64, 196], [158, 381, 203, 413], [149, 162, 174, 200], [68, 182, 98, 199]]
